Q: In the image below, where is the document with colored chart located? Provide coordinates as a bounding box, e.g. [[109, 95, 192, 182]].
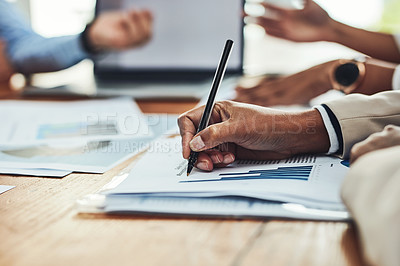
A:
[[0, 97, 152, 148], [0, 98, 156, 174], [87, 135, 350, 220]]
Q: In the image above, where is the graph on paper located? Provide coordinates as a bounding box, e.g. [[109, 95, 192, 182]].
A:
[[180, 166, 313, 183], [37, 121, 118, 140], [105, 136, 350, 212]]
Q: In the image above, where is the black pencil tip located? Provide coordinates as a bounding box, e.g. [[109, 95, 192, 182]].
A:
[[187, 164, 193, 176]]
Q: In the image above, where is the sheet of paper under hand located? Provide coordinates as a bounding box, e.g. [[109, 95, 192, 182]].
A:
[[97, 136, 350, 220]]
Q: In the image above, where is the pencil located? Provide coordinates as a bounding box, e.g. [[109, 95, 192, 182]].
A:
[[187, 39, 234, 176]]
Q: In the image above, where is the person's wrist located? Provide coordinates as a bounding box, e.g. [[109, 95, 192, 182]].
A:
[[324, 19, 345, 43], [81, 21, 104, 54], [304, 60, 337, 94], [318, 60, 338, 88], [287, 109, 330, 155], [355, 60, 395, 94]]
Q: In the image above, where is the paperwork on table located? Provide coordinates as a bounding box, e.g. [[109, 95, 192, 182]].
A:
[[0, 139, 140, 173], [0, 98, 171, 176], [0, 185, 15, 195], [78, 135, 350, 221], [0, 167, 71, 177], [0, 98, 151, 147]]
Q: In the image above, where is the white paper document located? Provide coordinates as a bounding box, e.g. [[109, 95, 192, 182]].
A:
[[91, 136, 350, 220], [0, 139, 148, 173], [0, 98, 156, 174], [0, 168, 71, 177], [0, 98, 152, 147], [0, 114, 177, 174], [0, 185, 15, 195]]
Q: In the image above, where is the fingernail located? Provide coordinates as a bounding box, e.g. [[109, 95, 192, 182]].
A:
[[197, 161, 209, 171], [223, 154, 235, 164], [211, 154, 222, 164], [190, 136, 205, 151]]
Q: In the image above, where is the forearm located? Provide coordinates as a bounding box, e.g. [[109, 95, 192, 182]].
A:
[[354, 59, 396, 95], [0, 0, 88, 74], [290, 59, 396, 97], [7, 34, 88, 74], [327, 20, 400, 63]]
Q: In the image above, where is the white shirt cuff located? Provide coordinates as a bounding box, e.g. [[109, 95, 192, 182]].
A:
[[392, 65, 400, 91], [394, 34, 400, 53], [314, 105, 339, 154]]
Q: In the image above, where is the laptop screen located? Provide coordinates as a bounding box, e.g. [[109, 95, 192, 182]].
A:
[[94, 0, 244, 81]]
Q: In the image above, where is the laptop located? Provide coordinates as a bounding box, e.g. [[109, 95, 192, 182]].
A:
[[94, 0, 244, 99]]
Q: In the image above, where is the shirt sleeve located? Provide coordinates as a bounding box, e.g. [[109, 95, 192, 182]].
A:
[[392, 65, 400, 91], [0, 0, 88, 74], [394, 34, 400, 53], [314, 105, 340, 154], [323, 91, 400, 158]]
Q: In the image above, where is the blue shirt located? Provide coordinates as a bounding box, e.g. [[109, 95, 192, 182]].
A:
[[0, 0, 89, 74]]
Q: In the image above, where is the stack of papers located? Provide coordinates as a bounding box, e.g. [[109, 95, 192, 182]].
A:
[[0, 98, 164, 177], [77, 136, 350, 221]]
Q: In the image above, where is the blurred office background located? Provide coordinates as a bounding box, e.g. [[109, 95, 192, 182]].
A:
[[6, 0, 400, 76]]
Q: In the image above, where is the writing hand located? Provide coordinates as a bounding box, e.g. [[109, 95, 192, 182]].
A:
[[178, 101, 329, 171]]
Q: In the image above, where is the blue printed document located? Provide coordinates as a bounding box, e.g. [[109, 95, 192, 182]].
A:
[[78, 136, 350, 220]]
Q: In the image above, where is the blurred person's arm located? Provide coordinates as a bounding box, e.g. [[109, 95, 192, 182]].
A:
[[0, 0, 152, 75], [235, 58, 398, 106], [341, 146, 400, 266], [254, 0, 400, 63]]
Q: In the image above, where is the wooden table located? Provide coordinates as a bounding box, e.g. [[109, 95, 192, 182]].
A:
[[0, 83, 364, 266]]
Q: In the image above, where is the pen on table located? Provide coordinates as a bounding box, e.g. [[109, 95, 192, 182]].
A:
[[187, 39, 234, 176]]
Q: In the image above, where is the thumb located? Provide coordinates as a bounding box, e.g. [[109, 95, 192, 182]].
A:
[[189, 122, 232, 152]]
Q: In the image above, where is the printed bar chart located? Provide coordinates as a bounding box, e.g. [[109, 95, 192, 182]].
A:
[[182, 166, 313, 183]]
